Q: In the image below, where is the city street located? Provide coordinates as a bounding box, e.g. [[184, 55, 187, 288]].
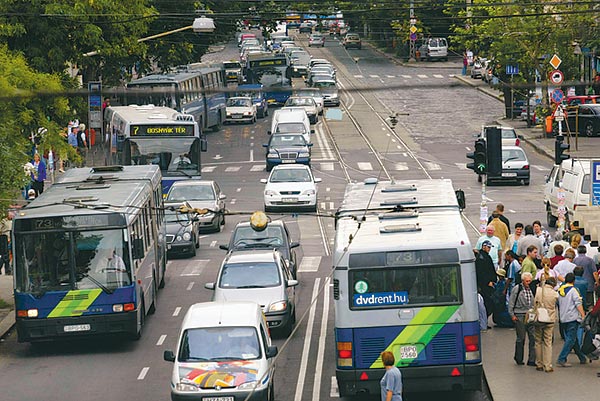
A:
[[0, 34, 596, 401]]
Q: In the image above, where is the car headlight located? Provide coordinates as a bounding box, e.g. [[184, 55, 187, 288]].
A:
[[330, 93, 339, 99], [267, 153, 278, 159], [265, 189, 278, 196], [226, 112, 232, 116], [176, 382, 200, 392], [182, 232, 191, 241], [299, 152, 310, 157], [269, 301, 287, 312], [176, 235, 182, 242], [302, 189, 316, 195], [294, 68, 299, 72], [238, 381, 260, 390]]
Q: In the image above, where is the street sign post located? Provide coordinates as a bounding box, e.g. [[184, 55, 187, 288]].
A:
[[551, 88, 564, 104], [591, 160, 600, 206], [549, 70, 564, 85]]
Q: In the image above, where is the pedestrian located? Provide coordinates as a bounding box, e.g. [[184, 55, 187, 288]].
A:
[[534, 277, 558, 372], [379, 351, 403, 401], [487, 203, 511, 234], [573, 266, 589, 311], [476, 225, 502, 268], [462, 51, 468, 76], [563, 221, 584, 244], [593, 72, 600, 95], [557, 273, 588, 367], [517, 225, 543, 262], [547, 231, 569, 259], [30, 152, 46, 196], [508, 272, 537, 366], [504, 250, 521, 295], [489, 211, 509, 250], [476, 241, 497, 320], [554, 249, 576, 284], [505, 222, 523, 254], [521, 245, 538, 277], [492, 268, 514, 328], [0, 211, 13, 275], [535, 256, 559, 286], [532, 220, 551, 256], [573, 245, 598, 309], [549, 243, 565, 267]]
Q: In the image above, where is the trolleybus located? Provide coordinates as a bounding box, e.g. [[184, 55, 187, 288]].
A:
[[12, 165, 166, 342], [244, 53, 292, 105], [333, 179, 482, 396]]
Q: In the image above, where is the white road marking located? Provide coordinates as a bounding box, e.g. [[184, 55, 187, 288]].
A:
[[186, 282, 195, 291], [418, 74, 428, 78], [433, 74, 444, 78], [320, 202, 326, 210], [250, 164, 264, 172], [424, 161, 441, 170], [455, 163, 468, 170], [173, 307, 182, 316], [294, 279, 320, 401], [225, 166, 241, 172], [230, 198, 236, 205], [312, 278, 330, 401], [486, 196, 495, 202], [180, 260, 209, 276], [401, 74, 412, 78], [236, 188, 241, 192], [320, 162, 334, 171], [466, 146, 472, 151], [299, 256, 321, 272], [210, 240, 217, 247], [329, 202, 335, 210], [354, 75, 364, 78], [201, 166, 216, 173], [250, 149, 254, 162], [386, 75, 395, 78], [509, 209, 516, 213], [357, 162, 373, 171], [326, 187, 331, 192], [369, 74, 380, 78], [156, 334, 167, 346], [137, 367, 150, 380], [395, 162, 409, 171], [330, 376, 340, 398]]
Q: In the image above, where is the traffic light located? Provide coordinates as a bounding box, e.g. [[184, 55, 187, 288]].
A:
[[467, 139, 487, 174], [485, 127, 502, 176], [554, 135, 570, 165]]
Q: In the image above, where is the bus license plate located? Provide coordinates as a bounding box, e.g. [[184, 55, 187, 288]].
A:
[[64, 324, 91, 333], [203, 398, 234, 401], [282, 198, 297, 203], [400, 345, 418, 359], [502, 172, 517, 177]]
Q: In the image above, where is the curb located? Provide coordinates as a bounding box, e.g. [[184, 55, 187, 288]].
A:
[[0, 310, 15, 340]]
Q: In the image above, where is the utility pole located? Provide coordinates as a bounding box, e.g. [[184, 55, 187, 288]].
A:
[[409, 0, 416, 62]]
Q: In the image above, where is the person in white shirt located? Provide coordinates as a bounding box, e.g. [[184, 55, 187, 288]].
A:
[[554, 249, 576, 283]]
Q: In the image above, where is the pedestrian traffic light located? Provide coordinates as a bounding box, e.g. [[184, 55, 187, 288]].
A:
[[485, 127, 502, 176], [554, 135, 570, 165]]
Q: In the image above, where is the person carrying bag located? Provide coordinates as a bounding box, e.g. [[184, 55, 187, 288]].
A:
[[533, 277, 558, 372]]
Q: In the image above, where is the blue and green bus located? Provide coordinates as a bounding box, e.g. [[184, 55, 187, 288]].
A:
[[244, 53, 292, 106], [333, 179, 482, 395], [13, 165, 166, 342]]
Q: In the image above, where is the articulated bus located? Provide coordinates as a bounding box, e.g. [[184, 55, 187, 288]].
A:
[[13, 165, 166, 342], [104, 104, 207, 195], [244, 53, 292, 105], [333, 179, 482, 396], [126, 65, 227, 132]]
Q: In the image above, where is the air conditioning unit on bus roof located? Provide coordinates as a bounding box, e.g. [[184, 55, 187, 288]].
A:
[[175, 114, 195, 121]]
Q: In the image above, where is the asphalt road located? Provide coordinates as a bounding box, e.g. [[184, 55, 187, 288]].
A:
[[0, 34, 556, 401]]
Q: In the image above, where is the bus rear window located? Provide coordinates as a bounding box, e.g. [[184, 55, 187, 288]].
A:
[[349, 265, 461, 309]]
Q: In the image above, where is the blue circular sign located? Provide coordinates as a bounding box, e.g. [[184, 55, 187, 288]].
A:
[[410, 32, 417, 41], [551, 88, 564, 104]]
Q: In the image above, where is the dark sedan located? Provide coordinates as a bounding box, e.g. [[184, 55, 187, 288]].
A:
[[566, 104, 600, 137], [263, 133, 312, 172], [164, 202, 200, 258]]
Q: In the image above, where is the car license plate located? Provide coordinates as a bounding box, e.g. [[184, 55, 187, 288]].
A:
[[233, 115, 242, 119], [281, 159, 295, 163], [64, 324, 91, 333], [203, 397, 234, 401], [282, 197, 297, 203], [502, 172, 517, 177], [400, 345, 418, 359]]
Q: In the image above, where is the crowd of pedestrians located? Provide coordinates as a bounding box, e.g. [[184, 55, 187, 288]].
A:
[[475, 203, 600, 373]]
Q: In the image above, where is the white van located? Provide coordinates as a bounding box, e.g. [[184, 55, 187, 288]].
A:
[[269, 108, 314, 143], [164, 301, 277, 401], [544, 158, 591, 228], [419, 37, 448, 61]]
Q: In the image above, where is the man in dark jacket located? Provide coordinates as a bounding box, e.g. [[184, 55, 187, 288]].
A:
[[476, 240, 497, 319]]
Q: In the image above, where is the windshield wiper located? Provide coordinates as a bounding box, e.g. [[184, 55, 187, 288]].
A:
[[79, 273, 114, 294], [236, 285, 266, 289], [171, 170, 195, 178], [210, 356, 241, 361], [185, 357, 211, 361]]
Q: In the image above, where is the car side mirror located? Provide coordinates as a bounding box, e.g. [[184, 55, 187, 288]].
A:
[[219, 244, 229, 251], [219, 194, 227, 200], [266, 345, 278, 358], [314, 178, 322, 183], [267, 131, 272, 135], [310, 129, 315, 134], [517, 134, 524, 139], [263, 144, 268, 148], [455, 189, 466, 210], [260, 178, 268, 184], [287, 279, 299, 287], [204, 282, 215, 290], [164, 350, 175, 362], [307, 143, 313, 147], [290, 241, 300, 249]]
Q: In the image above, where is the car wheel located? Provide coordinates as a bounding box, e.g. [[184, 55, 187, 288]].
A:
[[190, 241, 197, 257], [264, 107, 268, 117], [585, 121, 595, 137], [220, 213, 226, 226], [280, 313, 294, 337], [195, 234, 200, 249], [523, 179, 530, 186], [547, 210, 557, 228]]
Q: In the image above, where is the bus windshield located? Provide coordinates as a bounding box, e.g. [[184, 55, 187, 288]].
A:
[[127, 137, 200, 176], [249, 67, 291, 88], [126, 84, 180, 109], [15, 229, 131, 294], [349, 265, 461, 309]]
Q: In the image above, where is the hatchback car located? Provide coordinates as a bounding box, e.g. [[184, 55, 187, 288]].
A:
[[284, 96, 319, 124], [225, 96, 257, 124], [261, 164, 321, 212], [205, 249, 298, 336], [343, 33, 362, 49], [220, 217, 300, 279], [487, 145, 530, 186], [263, 134, 312, 171], [309, 34, 325, 47], [166, 180, 227, 232], [164, 201, 200, 258], [478, 126, 521, 147], [236, 84, 269, 118]]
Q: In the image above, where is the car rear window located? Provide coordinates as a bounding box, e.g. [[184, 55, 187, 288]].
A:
[[501, 128, 517, 138]]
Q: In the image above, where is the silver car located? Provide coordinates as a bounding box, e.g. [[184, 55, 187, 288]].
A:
[[166, 180, 227, 232], [293, 88, 324, 115], [284, 96, 319, 124]]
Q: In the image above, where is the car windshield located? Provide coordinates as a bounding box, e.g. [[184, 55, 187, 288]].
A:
[[219, 262, 281, 288], [270, 134, 306, 146], [271, 168, 312, 183], [165, 209, 191, 223], [227, 98, 252, 107], [167, 184, 215, 201], [274, 123, 306, 134], [501, 129, 517, 138], [502, 149, 526, 162], [286, 98, 314, 107], [314, 81, 336, 88], [232, 226, 284, 248], [179, 327, 261, 362]]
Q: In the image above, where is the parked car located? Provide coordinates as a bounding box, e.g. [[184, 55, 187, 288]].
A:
[[343, 33, 362, 49], [470, 58, 487, 79], [487, 145, 530, 186], [263, 133, 312, 172], [293, 88, 324, 115], [166, 180, 227, 232], [566, 95, 600, 106], [235, 84, 269, 118], [478, 125, 521, 147], [220, 217, 300, 279], [283, 96, 319, 124], [164, 201, 200, 258], [309, 34, 325, 47], [261, 164, 321, 212], [164, 301, 277, 400], [205, 249, 298, 336], [566, 104, 600, 136], [225, 96, 257, 124], [418, 37, 448, 61]]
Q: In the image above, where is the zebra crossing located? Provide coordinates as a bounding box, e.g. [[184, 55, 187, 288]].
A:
[[353, 73, 455, 79]]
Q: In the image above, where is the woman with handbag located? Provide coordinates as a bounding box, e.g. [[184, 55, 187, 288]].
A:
[[534, 277, 559, 372]]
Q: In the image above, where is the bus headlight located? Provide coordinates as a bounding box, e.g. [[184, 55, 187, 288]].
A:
[[182, 232, 192, 241], [268, 301, 287, 312]]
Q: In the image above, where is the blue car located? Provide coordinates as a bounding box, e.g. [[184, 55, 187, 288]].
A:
[[235, 84, 269, 118]]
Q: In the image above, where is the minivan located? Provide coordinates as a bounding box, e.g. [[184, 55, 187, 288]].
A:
[[269, 108, 313, 143], [544, 158, 591, 228], [164, 301, 277, 401], [419, 37, 448, 61]]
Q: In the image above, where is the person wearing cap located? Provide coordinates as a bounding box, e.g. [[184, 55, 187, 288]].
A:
[[475, 240, 497, 321], [27, 189, 36, 202], [491, 268, 514, 328]]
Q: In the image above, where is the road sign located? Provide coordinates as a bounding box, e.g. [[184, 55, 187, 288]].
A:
[[409, 25, 417, 34], [549, 70, 564, 85], [549, 54, 562, 69], [410, 32, 417, 41], [506, 65, 519, 75], [551, 88, 564, 104], [591, 160, 600, 206]]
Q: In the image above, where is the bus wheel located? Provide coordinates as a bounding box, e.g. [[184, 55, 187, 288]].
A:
[[158, 257, 166, 289], [213, 113, 223, 132], [148, 278, 157, 315], [132, 299, 145, 340]]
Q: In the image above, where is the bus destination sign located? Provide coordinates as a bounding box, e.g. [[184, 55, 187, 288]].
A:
[[131, 125, 194, 136], [250, 59, 287, 67]]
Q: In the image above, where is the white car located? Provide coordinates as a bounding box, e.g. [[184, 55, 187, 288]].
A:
[[261, 164, 321, 212], [293, 88, 324, 115], [225, 96, 257, 124], [478, 126, 521, 147], [283, 97, 319, 124]]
